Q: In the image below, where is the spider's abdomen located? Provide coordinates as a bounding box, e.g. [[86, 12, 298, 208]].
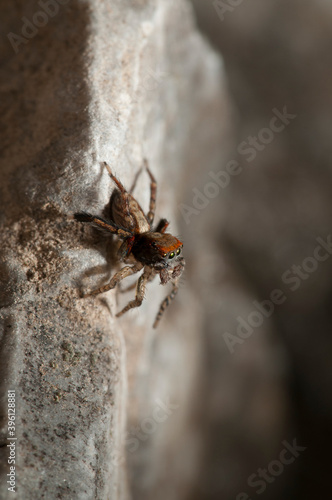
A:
[[110, 190, 150, 234]]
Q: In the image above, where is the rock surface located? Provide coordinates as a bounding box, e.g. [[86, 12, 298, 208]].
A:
[[0, 1, 225, 499]]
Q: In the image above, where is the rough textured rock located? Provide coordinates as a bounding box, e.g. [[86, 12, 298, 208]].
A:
[[0, 1, 225, 499]]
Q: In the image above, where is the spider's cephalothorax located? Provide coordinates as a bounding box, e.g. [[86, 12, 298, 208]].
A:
[[74, 161, 184, 328]]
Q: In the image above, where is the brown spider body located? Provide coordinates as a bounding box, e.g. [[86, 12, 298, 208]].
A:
[[74, 161, 184, 328], [110, 189, 150, 234]]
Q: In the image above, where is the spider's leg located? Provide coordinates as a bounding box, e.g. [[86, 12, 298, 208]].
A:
[[118, 281, 137, 293], [144, 159, 157, 225], [103, 162, 134, 223], [129, 167, 143, 193], [153, 283, 178, 329], [119, 269, 155, 293], [74, 212, 132, 239], [82, 262, 143, 297], [116, 267, 153, 317], [117, 236, 135, 259], [103, 162, 127, 193], [154, 218, 169, 234]]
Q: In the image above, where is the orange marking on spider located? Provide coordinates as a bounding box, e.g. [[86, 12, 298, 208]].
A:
[[74, 160, 185, 328], [157, 241, 183, 255]]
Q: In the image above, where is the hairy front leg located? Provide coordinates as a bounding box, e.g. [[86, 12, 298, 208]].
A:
[[153, 284, 179, 329], [81, 262, 143, 297], [116, 267, 152, 317], [145, 160, 157, 225]]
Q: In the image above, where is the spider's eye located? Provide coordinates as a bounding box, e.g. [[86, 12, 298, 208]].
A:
[[163, 253, 167, 258], [176, 248, 181, 255], [169, 252, 175, 259]]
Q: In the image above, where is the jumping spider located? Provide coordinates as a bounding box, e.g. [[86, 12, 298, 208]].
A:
[[74, 161, 185, 328]]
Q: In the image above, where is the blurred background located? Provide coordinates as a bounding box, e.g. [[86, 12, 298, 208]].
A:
[[179, 1, 332, 498]]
